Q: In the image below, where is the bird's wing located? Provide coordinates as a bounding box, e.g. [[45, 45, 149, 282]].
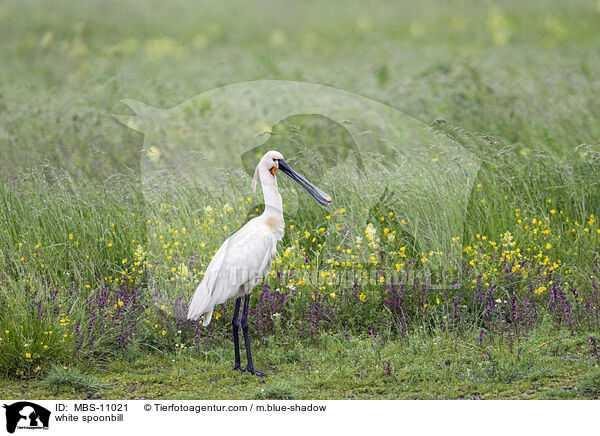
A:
[[205, 221, 276, 294], [187, 218, 277, 323]]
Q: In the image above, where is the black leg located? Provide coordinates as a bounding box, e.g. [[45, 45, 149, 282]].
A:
[[232, 297, 242, 371], [241, 293, 264, 376]]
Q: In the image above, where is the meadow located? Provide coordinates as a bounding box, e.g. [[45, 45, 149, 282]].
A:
[[0, 0, 599, 399]]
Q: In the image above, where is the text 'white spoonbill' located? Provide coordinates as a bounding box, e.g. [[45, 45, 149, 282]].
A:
[[187, 150, 332, 376]]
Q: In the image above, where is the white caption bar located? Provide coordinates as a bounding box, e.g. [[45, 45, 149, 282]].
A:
[[0, 400, 597, 436]]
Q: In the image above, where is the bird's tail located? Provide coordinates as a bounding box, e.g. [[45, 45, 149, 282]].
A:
[[187, 281, 213, 326], [201, 309, 213, 326]]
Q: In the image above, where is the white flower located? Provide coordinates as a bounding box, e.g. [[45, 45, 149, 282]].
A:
[[177, 263, 190, 278], [365, 223, 376, 241]]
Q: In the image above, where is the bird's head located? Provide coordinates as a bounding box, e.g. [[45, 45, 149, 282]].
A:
[[253, 150, 331, 207]]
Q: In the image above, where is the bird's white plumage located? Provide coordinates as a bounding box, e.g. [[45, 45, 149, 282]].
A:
[[187, 150, 287, 325], [185, 150, 331, 376], [187, 216, 280, 325]]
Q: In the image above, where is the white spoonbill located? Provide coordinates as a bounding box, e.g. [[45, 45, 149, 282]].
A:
[[187, 150, 331, 375]]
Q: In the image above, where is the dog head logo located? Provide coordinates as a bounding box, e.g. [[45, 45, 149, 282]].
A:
[[3, 402, 51, 433]]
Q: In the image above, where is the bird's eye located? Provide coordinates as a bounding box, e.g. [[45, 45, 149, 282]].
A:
[[273, 158, 277, 161]]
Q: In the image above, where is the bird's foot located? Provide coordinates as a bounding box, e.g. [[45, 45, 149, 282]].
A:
[[232, 364, 242, 371], [242, 367, 265, 377]]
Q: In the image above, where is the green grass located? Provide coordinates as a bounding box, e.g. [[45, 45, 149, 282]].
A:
[[42, 364, 108, 394], [1, 0, 600, 398], [1, 326, 598, 400]]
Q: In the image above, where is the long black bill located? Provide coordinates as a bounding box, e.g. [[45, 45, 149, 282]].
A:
[[278, 159, 332, 207]]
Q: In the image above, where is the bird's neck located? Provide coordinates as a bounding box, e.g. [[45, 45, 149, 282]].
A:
[[260, 171, 283, 217]]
